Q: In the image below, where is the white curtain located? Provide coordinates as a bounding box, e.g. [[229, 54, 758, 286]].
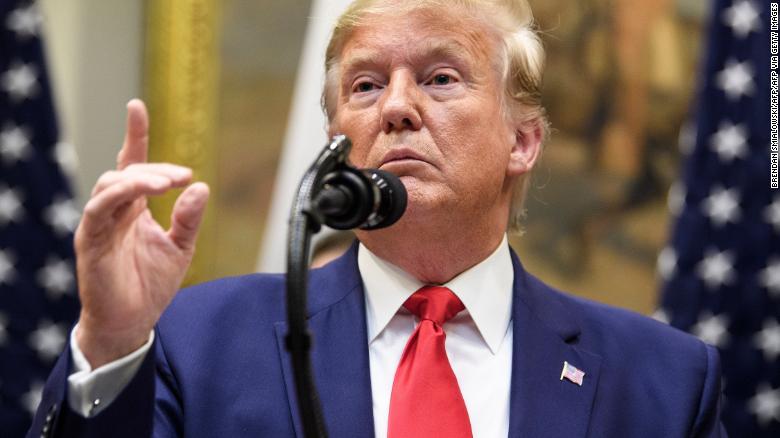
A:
[[257, 0, 354, 272]]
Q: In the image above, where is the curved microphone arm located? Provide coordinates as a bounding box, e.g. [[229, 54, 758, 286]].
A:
[[285, 135, 351, 438], [286, 135, 407, 438]]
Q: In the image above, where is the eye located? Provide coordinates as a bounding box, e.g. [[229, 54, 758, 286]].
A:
[[427, 73, 457, 86], [353, 81, 378, 93]]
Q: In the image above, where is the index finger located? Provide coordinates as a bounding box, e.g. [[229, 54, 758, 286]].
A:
[[117, 98, 149, 170]]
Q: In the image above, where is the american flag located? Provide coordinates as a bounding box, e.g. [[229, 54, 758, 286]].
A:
[[560, 361, 585, 386], [0, 0, 80, 435], [658, 0, 778, 435]]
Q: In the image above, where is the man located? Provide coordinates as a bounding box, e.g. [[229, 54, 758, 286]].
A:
[[29, 0, 726, 437]]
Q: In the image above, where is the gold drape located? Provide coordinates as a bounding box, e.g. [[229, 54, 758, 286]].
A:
[[143, 0, 221, 285]]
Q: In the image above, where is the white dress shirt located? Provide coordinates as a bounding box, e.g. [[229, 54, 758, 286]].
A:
[[68, 236, 514, 438], [360, 236, 513, 438]]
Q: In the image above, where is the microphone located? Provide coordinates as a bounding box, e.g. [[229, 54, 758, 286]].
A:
[[285, 136, 403, 438], [313, 167, 407, 230]]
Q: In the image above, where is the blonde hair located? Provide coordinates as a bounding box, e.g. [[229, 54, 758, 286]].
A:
[[322, 0, 548, 231]]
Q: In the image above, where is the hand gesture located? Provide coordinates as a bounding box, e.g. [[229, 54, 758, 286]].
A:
[[74, 99, 210, 368]]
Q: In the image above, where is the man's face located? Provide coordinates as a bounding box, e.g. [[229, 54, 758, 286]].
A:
[[330, 6, 521, 228]]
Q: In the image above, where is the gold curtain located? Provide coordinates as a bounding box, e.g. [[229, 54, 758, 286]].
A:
[[143, 0, 221, 285]]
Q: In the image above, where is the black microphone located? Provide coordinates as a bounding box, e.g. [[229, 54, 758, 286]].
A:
[[313, 167, 407, 230]]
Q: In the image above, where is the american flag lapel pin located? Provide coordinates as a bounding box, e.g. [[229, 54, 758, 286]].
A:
[[560, 361, 585, 386]]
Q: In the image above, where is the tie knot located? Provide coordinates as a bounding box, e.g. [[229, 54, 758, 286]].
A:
[[403, 286, 465, 326]]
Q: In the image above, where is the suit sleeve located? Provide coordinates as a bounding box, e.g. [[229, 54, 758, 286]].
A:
[[690, 344, 728, 438], [26, 331, 182, 438]]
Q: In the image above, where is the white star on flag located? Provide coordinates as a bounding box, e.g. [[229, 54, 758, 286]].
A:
[[651, 308, 670, 324], [54, 141, 79, 175], [0, 311, 8, 346], [754, 319, 780, 362], [0, 61, 38, 101], [27, 319, 67, 362], [692, 312, 730, 347], [0, 124, 31, 163], [701, 187, 741, 227], [37, 257, 75, 299], [765, 197, 780, 233], [748, 384, 780, 426], [715, 59, 754, 101], [0, 185, 24, 225], [20, 380, 44, 415], [696, 249, 736, 289], [44, 197, 80, 236], [657, 247, 677, 280], [722, 0, 760, 39], [709, 122, 747, 162], [5, 3, 42, 39], [759, 259, 780, 297], [0, 248, 16, 286]]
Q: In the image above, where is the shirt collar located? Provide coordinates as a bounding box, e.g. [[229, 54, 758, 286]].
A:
[[358, 235, 514, 354]]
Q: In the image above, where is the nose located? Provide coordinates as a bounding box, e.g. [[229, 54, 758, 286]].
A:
[[379, 71, 423, 134]]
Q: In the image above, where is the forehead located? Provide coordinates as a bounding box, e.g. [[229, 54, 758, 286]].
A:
[[338, 6, 499, 71]]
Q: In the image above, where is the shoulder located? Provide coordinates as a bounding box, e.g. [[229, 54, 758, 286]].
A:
[[157, 244, 362, 332], [161, 272, 287, 326], [520, 269, 710, 363], [547, 274, 710, 365], [531, 278, 724, 435], [566, 285, 709, 364], [523, 273, 720, 411], [151, 247, 363, 386]]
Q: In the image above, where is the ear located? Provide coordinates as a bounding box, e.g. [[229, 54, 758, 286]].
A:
[[506, 120, 543, 177]]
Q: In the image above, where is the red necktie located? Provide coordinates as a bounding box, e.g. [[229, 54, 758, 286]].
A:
[[388, 286, 473, 438]]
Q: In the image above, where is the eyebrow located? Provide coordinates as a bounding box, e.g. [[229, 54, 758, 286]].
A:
[[340, 38, 474, 79], [340, 49, 389, 78]]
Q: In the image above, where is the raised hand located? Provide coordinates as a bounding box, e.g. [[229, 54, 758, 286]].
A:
[[74, 99, 210, 368]]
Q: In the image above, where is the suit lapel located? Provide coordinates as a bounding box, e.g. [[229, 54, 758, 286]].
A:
[[274, 244, 375, 438], [507, 251, 602, 437]]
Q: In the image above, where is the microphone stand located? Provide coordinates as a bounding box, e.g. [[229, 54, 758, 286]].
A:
[[285, 135, 352, 438]]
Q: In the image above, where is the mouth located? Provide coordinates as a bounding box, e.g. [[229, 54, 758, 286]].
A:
[[379, 147, 430, 168]]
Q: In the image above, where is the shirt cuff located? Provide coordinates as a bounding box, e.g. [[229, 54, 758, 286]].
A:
[[67, 325, 154, 417]]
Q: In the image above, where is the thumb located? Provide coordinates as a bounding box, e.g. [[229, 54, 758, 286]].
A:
[[168, 182, 210, 251]]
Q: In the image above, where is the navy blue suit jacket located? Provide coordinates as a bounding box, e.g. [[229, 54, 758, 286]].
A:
[[28, 245, 726, 437]]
